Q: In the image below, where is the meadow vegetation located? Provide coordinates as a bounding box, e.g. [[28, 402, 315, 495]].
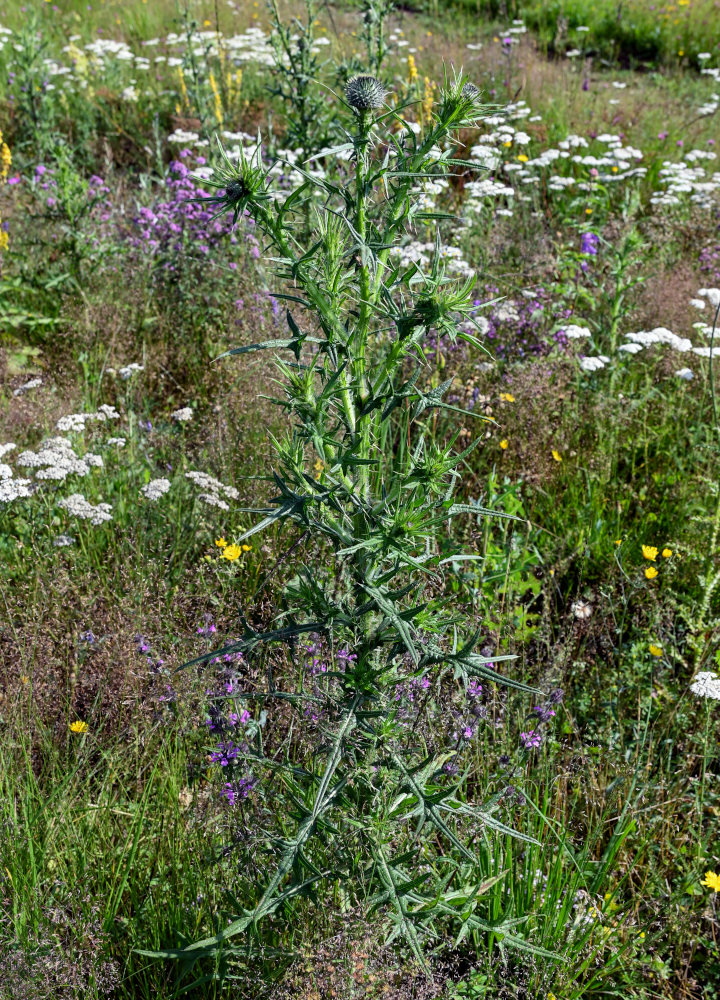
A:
[[0, 0, 719, 997]]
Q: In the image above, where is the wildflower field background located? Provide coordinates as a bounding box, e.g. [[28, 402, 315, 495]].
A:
[[1, 0, 720, 997]]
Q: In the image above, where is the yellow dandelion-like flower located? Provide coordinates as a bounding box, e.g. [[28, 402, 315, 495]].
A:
[[701, 871, 720, 891], [503, 140, 512, 148], [642, 545, 658, 561], [215, 537, 228, 548], [221, 544, 242, 561], [552, 449, 562, 463], [649, 644, 662, 657], [69, 721, 89, 733], [662, 547, 672, 558], [645, 566, 658, 579], [517, 153, 528, 162], [614, 539, 622, 546], [499, 392, 515, 402], [585, 207, 593, 215], [500, 439, 509, 450], [242, 544, 252, 552]]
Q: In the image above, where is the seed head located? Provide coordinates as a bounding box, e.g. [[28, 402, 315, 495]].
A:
[[345, 75, 387, 111]]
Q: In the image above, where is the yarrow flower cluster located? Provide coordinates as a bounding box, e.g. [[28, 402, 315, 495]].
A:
[[689, 672, 720, 701], [56, 404, 120, 433], [17, 437, 103, 482], [58, 493, 113, 525], [140, 477, 172, 501], [185, 470, 239, 510]]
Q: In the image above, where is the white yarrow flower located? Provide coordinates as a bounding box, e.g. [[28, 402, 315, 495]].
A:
[[0, 478, 35, 503], [171, 407, 193, 423], [58, 493, 113, 525], [53, 534, 76, 547], [141, 478, 172, 501], [689, 671, 720, 700], [13, 377, 43, 397]]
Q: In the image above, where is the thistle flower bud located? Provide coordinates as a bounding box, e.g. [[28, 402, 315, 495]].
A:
[[461, 82, 481, 101], [344, 75, 387, 111]]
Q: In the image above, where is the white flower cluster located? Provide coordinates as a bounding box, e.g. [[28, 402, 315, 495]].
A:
[[118, 362, 144, 380], [572, 288, 720, 380], [171, 407, 193, 423], [185, 470, 239, 511], [53, 534, 76, 547], [0, 477, 34, 503], [689, 672, 720, 701], [12, 377, 43, 397], [579, 355, 610, 372], [17, 437, 103, 482], [563, 324, 592, 339], [58, 493, 113, 525], [141, 478, 172, 501], [56, 404, 120, 432]]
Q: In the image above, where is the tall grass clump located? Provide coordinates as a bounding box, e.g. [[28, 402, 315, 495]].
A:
[[143, 72, 568, 983]]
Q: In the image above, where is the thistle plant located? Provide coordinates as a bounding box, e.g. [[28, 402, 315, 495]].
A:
[[147, 73, 556, 980]]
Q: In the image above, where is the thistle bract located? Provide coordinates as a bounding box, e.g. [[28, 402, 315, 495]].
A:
[[344, 74, 387, 110]]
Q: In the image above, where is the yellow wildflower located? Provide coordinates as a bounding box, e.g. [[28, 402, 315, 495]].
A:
[[241, 544, 252, 552], [407, 53, 418, 83], [552, 450, 562, 463], [178, 66, 190, 109], [499, 392, 515, 402], [500, 439, 509, 450], [422, 77, 435, 121], [69, 721, 89, 733], [585, 207, 593, 214], [21, 675, 29, 685], [701, 871, 720, 891], [0, 131, 11, 182], [614, 539, 622, 545], [517, 153, 528, 162], [645, 566, 658, 579], [649, 644, 662, 657], [662, 547, 672, 558], [642, 545, 658, 561], [215, 537, 228, 548], [221, 544, 242, 561], [209, 71, 223, 126]]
